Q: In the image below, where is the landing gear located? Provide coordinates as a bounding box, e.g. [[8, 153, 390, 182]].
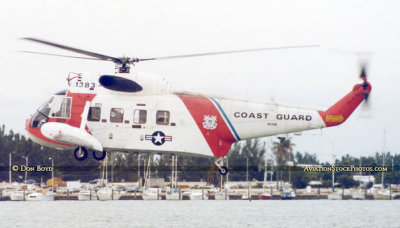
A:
[[214, 157, 228, 176], [93, 150, 107, 161], [74, 146, 88, 161], [219, 166, 228, 175]]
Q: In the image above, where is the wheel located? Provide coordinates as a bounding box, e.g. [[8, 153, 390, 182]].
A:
[[93, 150, 107, 161], [74, 147, 88, 161], [218, 166, 228, 176]]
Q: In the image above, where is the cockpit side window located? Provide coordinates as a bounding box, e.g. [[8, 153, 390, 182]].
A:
[[88, 107, 101, 122], [50, 96, 72, 119], [110, 108, 124, 123]]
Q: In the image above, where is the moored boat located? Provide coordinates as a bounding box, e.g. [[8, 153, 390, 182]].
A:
[[189, 190, 208, 200], [26, 190, 55, 201], [142, 188, 159, 200], [258, 192, 272, 200], [165, 188, 180, 200], [78, 189, 98, 201], [281, 190, 296, 200], [215, 191, 229, 200], [373, 189, 391, 200], [97, 187, 121, 201], [351, 190, 365, 200], [327, 192, 342, 200], [10, 191, 26, 201]]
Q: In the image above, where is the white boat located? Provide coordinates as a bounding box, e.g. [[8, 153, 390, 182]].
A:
[[373, 189, 391, 200], [242, 193, 249, 200], [165, 188, 180, 200], [327, 192, 342, 200], [26, 190, 55, 201], [97, 187, 121, 201], [281, 190, 296, 200], [189, 190, 208, 200], [142, 188, 159, 200], [2, 187, 18, 198], [78, 189, 98, 200], [10, 191, 26, 201], [215, 191, 229, 200], [351, 190, 365, 200]]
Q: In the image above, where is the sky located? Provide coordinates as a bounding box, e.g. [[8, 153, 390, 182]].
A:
[[0, 0, 399, 162]]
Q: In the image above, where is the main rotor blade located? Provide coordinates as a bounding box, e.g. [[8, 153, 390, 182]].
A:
[[22, 37, 121, 62], [138, 45, 319, 62], [19, 51, 111, 61]]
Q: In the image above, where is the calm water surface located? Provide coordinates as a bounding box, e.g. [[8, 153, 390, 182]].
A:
[[0, 200, 399, 228]]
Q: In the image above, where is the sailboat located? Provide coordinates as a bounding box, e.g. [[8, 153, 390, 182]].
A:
[[166, 188, 180, 200], [97, 187, 121, 201], [215, 190, 229, 200], [166, 155, 180, 200], [26, 189, 55, 201], [10, 190, 26, 201], [352, 158, 365, 200], [259, 160, 272, 200], [281, 155, 296, 200], [97, 156, 121, 201], [328, 154, 342, 200], [189, 190, 208, 200], [78, 186, 98, 201], [142, 187, 159, 200], [373, 131, 391, 200], [141, 154, 161, 200]]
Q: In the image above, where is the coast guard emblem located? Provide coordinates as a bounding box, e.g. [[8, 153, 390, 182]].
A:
[[203, 115, 217, 130]]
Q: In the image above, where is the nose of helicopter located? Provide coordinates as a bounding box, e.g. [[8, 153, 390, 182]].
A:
[[25, 114, 42, 143], [25, 115, 33, 133], [25, 114, 53, 147], [25, 113, 75, 150]]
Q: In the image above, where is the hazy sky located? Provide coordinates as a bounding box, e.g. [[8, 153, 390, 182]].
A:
[[0, 0, 399, 162]]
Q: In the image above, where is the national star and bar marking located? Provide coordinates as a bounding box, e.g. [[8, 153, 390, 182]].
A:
[[145, 131, 172, 146]]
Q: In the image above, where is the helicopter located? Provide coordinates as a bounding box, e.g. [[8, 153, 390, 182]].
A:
[[22, 38, 371, 175]]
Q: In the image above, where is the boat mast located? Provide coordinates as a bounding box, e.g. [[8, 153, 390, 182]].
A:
[[382, 130, 386, 189], [9, 153, 11, 183], [263, 160, 267, 192]]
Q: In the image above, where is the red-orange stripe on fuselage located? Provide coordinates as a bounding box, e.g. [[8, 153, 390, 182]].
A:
[[177, 94, 235, 157], [66, 91, 97, 128]]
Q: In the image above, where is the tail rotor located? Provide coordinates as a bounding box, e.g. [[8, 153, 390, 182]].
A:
[[357, 53, 372, 113]]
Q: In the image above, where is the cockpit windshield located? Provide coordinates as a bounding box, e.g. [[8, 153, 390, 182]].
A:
[[30, 92, 72, 128], [38, 97, 54, 118]]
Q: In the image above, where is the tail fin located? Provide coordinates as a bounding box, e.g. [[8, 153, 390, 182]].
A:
[[318, 82, 372, 127]]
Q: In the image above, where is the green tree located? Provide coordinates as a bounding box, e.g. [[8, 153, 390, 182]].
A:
[[272, 137, 294, 188]]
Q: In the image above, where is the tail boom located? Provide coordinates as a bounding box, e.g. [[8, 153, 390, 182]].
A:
[[318, 82, 372, 127]]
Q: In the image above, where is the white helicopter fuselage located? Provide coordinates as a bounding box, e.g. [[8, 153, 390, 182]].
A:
[[26, 71, 371, 158]]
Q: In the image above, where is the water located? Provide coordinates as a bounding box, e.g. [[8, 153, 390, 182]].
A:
[[1, 200, 399, 227]]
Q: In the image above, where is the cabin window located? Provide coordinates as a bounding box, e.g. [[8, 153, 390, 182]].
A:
[[88, 107, 101, 122], [50, 96, 72, 119], [133, 109, 147, 124], [110, 108, 124, 123], [156, 110, 170, 125]]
